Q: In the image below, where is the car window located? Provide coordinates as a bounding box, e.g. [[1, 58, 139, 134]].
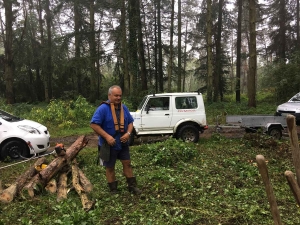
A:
[[289, 93, 300, 102], [175, 96, 197, 109], [147, 97, 170, 110]]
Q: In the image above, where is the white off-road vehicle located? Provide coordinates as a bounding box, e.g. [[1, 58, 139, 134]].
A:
[[129, 92, 208, 145]]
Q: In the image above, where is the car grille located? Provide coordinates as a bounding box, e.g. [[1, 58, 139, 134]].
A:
[[278, 110, 295, 113], [37, 145, 45, 149]]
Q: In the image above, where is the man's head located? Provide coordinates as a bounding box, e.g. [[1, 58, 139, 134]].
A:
[[108, 85, 122, 105]]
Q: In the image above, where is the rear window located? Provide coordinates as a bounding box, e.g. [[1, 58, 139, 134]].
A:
[[175, 97, 197, 109]]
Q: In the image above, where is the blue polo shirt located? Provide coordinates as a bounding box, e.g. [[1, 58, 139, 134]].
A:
[[90, 101, 134, 150]]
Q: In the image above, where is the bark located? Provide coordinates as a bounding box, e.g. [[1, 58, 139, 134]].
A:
[[45, 0, 52, 100], [137, 0, 147, 91], [89, 0, 97, 102], [206, 0, 213, 102], [177, 0, 182, 92], [0, 157, 47, 203], [45, 179, 57, 194], [22, 135, 88, 198], [72, 162, 94, 211], [157, 0, 163, 92], [236, 0, 242, 103], [78, 168, 93, 193], [248, 0, 256, 107], [3, 0, 14, 104], [57, 172, 68, 202], [121, 0, 130, 95], [167, 0, 175, 92]]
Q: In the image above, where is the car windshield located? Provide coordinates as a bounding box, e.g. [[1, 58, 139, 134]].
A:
[[0, 110, 22, 121], [137, 96, 148, 110], [289, 93, 300, 102]]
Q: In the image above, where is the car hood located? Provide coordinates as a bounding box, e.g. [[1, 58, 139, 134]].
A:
[[277, 102, 300, 112], [8, 118, 47, 130]]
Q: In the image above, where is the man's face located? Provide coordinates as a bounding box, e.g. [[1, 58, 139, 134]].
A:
[[108, 88, 122, 105]]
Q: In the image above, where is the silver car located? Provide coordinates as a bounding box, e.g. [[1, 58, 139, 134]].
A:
[[276, 92, 300, 122]]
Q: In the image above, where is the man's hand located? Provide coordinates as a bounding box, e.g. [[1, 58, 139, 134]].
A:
[[120, 133, 130, 143], [106, 135, 116, 146]]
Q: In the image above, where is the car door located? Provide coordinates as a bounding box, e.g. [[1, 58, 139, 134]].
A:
[[140, 96, 172, 132]]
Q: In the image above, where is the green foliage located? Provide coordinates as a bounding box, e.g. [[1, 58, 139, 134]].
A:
[[135, 138, 197, 167]]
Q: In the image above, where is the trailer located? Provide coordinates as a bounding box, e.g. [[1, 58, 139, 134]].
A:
[[218, 115, 287, 139]]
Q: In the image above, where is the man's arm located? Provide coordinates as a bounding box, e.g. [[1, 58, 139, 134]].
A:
[[90, 123, 116, 146]]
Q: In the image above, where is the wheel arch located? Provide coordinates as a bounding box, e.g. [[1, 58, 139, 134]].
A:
[[0, 137, 30, 152]]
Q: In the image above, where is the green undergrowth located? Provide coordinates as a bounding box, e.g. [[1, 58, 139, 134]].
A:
[[1, 134, 300, 224]]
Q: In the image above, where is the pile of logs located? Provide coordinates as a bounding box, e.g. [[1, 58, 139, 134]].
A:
[[0, 135, 94, 212], [256, 115, 300, 225]]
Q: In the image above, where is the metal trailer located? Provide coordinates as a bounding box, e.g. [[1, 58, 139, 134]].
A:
[[222, 115, 287, 139]]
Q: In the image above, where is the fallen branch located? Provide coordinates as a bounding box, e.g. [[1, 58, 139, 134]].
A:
[[45, 178, 57, 194], [57, 172, 68, 202]]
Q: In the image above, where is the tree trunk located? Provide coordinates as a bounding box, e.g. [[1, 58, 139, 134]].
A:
[[121, 0, 130, 96], [22, 135, 88, 198], [0, 157, 47, 203], [137, 0, 147, 91], [167, 0, 175, 92], [236, 0, 242, 103], [45, 0, 52, 100], [89, 0, 97, 102], [248, 0, 256, 107], [157, 0, 163, 92], [213, 0, 223, 102], [206, 0, 213, 102], [177, 0, 182, 92], [74, 0, 81, 94], [3, 0, 14, 104]]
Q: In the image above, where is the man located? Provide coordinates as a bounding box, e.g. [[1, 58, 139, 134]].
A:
[[90, 85, 141, 194]]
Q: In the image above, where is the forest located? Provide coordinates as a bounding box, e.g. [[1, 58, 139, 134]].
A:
[[1, 0, 300, 108]]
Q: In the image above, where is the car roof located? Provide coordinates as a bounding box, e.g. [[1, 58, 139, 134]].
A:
[[146, 92, 202, 97]]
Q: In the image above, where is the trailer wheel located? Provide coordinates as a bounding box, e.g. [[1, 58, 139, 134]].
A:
[[268, 127, 282, 140]]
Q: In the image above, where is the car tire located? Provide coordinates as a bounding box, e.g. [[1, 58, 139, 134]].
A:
[[178, 125, 199, 143], [1, 140, 29, 160], [268, 127, 282, 140]]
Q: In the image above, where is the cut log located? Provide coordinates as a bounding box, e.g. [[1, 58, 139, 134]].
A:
[[78, 168, 93, 193], [45, 178, 57, 194], [0, 157, 47, 203], [72, 162, 94, 211], [57, 172, 68, 202], [23, 135, 88, 198]]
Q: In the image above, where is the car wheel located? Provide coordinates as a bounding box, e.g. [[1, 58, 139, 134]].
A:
[[1, 140, 29, 160], [268, 127, 282, 140], [178, 125, 199, 143]]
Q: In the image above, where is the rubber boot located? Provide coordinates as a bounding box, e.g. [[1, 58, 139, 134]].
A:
[[108, 181, 118, 194], [126, 177, 142, 195]]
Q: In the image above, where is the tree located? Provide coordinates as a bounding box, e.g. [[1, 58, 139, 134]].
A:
[[167, 0, 175, 92], [3, 0, 15, 104], [206, 0, 213, 102], [177, 0, 182, 92], [236, 0, 242, 103], [248, 0, 256, 107]]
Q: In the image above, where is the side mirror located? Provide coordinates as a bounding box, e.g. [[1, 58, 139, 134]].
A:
[[145, 105, 150, 114]]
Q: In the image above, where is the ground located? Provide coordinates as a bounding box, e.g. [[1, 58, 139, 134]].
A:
[[49, 126, 246, 150]]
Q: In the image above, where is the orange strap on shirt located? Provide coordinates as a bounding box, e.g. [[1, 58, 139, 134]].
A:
[[110, 103, 124, 133]]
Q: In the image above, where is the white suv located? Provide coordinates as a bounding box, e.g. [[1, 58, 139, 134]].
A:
[[129, 92, 208, 145], [0, 109, 50, 160], [276, 92, 300, 123]]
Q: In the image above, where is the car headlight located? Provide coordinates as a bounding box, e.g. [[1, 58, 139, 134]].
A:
[[18, 125, 41, 134]]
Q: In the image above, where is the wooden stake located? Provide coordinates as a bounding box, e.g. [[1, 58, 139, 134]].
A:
[[256, 155, 282, 225], [286, 115, 300, 187], [285, 171, 300, 205]]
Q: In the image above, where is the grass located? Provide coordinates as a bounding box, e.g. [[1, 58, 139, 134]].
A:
[[0, 134, 299, 224]]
